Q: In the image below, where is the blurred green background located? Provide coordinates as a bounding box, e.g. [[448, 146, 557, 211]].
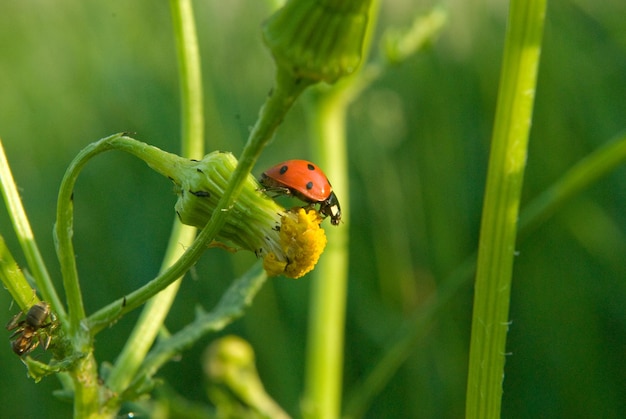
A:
[[1, 0, 625, 417]]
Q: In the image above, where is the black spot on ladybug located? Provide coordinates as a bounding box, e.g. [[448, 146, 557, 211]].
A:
[[306, 181, 314, 190], [307, 163, 315, 171], [279, 165, 289, 175]]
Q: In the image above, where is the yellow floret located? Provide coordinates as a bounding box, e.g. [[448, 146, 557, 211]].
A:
[[262, 208, 327, 279]]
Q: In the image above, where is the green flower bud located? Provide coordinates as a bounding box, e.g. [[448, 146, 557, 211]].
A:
[[173, 151, 286, 257], [263, 0, 372, 83], [203, 335, 290, 419], [143, 146, 327, 278]]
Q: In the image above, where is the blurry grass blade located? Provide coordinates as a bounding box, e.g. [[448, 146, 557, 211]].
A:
[[382, 7, 447, 65], [0, 138, 65, 317], [519, 130, 626, 238]]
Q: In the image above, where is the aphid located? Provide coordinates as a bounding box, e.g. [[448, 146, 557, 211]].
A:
[[6, 301, 53, 356], [260, 159, 341, 225]]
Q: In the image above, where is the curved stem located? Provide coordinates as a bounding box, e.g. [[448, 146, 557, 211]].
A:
[[55, 139, 118, 335]]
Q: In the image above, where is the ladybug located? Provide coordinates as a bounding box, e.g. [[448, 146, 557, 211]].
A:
[[260, 159, 342, 226]]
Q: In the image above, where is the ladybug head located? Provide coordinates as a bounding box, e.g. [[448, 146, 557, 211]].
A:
[[320, 191, 341, 226]]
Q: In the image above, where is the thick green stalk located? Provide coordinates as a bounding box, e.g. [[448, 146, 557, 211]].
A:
[[300, 1, 378, 416], [302, 90, 350, 419], [105, 0, 204, 396], [466, 1, 547, 418]]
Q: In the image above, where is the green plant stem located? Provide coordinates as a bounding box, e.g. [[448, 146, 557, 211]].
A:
[[170, 0, 205, 160], [466, 1, 546, 418], [55, 140, 115, 336], [302, 89, 350, 419], [72, 353, 111, 418], [106, 0, 204, 396], [301, 2, 378, 417], [0, 235, 37, 309], [0, 138, 65, 317]]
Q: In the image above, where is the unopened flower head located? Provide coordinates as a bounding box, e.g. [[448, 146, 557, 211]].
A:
[[172, 151, 327, 279], [263, 0, 372, 84]]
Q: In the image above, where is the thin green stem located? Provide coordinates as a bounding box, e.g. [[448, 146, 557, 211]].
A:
[[55, 140, 119, 335], [466, 1, 546, 418], [0, 235, 38, 309], [170, 0, 205, 159], [0, 138, 65, 318], [106, 0, 204, 396]]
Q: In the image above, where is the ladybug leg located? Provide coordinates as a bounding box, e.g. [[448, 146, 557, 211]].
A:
[[259, 185, 293, 197]]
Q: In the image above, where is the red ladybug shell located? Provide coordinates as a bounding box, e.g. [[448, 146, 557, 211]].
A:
[[261, 160, 332, 202], [260, 159, 342, 225]]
